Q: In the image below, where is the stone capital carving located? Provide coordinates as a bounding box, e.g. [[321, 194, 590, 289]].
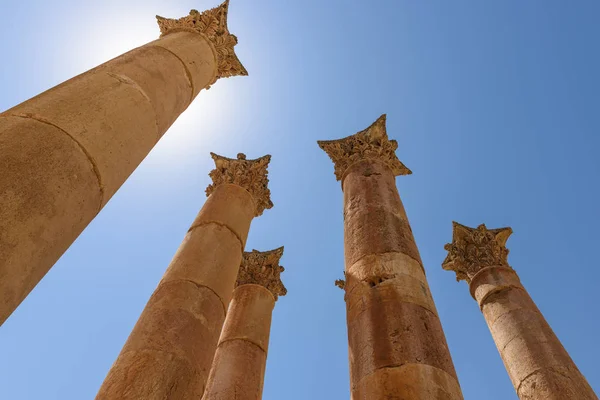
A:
[[156, 0, 248, 88], [237, 247, 287, 300], [442, 222, 513, 283], [206, 152, 273, 217], [317, 114, 412, 181]]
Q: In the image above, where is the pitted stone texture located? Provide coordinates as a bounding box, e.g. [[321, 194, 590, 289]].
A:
[[101, 44, 193, 134], [455, 240, 599, 400], [471, 266, 524, 304], [147, 31, 217, 99], [481, 286, 539, 330], [96, 280, 225, 399], [354, 364, 463, 400], [480, 287, 597, 399], [203, 281, 276, 400], [346, 252, 437, 317], [194, 183, 256, 247], [497, 310, 573, 385], [320, 115, 461, 399], [207, 153, 273, 217], [161, 223, 243, 311], [7, 70, 158, 204], [203, 340, 267, 400], [0, 116, 101, 326], [518, 366, 597, 400], [97, 350, 201, 400], [219, 285, 275, 351], [343, 160, 422, 267], [346, 290, 458, 385], [0, 22, 230, 326], [98, 163, 259, 398]]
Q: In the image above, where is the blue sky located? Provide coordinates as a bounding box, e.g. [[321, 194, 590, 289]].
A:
[[1, 0, 599, 399]]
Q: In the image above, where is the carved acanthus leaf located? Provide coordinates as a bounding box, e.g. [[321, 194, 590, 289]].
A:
[[206, 152, 273, 217], [237, 247, 287, 300], [317, 114, 412, 181], [156, 0, 247, 88], [442, 222, 513, 283]]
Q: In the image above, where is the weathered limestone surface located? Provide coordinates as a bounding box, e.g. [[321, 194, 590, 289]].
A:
[[96, 153, 271, 400], [203, 248, 286, 400], [0, 1, 247, 326], [443, 223, 597, 400], [319, 115, 463, 400]]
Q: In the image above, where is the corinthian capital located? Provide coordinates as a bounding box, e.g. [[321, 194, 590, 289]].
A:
[[317, 114, 412, 181], [442, 222, 513, 283], [156, 0, 248, 86], [237, 247, 287, 300], [206, 152, 273, 216]]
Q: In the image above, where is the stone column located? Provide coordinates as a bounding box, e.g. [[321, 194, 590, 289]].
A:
[[443, 222, 597, 400], [203, 247, 287, 400], [96, 153, 272, 400], [318, 115, 463, 400], [0, 1, 247, 326]]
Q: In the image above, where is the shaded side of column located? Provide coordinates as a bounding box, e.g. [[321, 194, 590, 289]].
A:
[[96, 153, 272, 400], [203, 248, 286, 400], [0, 1, 247, 326], [318, 115, 463, 400], [443, 222, 597, 400]]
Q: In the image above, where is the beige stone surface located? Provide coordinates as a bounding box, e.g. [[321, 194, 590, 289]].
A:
[[203, 340, 268, 400], [97, 153, 271, 399], [101, 44, 194, 134], [147, 31, 217, 99], [342, 160, 422, 267], [345, 252, 437, 316], [318, 115, 463, 400], [0, 116, 102, 326], [97, 347, 203, 400], [443, 222, 598, 399], [219, 285, 275, 351], [518, 365, 597, 400], [161, 223, 244, 311], [96, 281, 224, 400], [470, 266, 524, 306], [9, 70, 159, 203], [354, 364, 464, 400], [193, 183, 256, 247], [203, 248, 286, 400], [347, 293, 457, 385], [0, 2, 249, 326]]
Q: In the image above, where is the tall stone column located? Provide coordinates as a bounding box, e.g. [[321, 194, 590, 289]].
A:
[[96, 153, 272, 400], [203, 247, 287, 400], [443, 222, 597, 400], [0, 1, 247, 326], [318, 115, 463, 400]]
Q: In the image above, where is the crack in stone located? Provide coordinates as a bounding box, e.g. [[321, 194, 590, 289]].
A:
[[8, 113, 105, 211]]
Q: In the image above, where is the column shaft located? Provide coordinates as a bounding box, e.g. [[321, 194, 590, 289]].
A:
[[343, 160, 463, 399], [203, 284, 275, 400], [96, 184, 256, 399], [471, 267, 597, 399], [0, 31, 217, 325]]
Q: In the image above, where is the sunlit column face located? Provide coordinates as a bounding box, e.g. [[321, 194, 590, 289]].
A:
[[63, 7, 245, 168]]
